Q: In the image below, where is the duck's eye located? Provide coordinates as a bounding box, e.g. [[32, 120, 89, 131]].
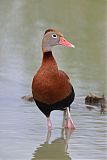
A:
[[52, 34, 57, 38]]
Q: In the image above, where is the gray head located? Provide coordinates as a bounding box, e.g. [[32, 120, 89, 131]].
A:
[[42, 29, 75, 52]]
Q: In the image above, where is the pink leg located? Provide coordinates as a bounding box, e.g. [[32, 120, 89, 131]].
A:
[[65, 108, 75, 129], [47, 117, 52, 130], [46, 130, 51, 143]]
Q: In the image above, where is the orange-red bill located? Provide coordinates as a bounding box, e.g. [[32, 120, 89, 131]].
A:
[[59, 37, 75, 48]]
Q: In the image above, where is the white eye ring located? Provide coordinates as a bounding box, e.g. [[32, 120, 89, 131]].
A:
[[52, 34, 57, 38]]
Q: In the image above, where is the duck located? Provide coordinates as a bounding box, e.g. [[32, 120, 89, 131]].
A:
[[32, 29, 75, 130]]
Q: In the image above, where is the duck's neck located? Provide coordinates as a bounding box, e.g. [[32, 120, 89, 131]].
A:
[[42, 51, 58, 69], [43, 51, 54, 61]]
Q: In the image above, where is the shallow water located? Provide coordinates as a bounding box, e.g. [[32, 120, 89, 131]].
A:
[[0, 0, 107, 160]]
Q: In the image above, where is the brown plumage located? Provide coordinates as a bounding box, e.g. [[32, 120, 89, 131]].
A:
[[32, 29, 75, 130]]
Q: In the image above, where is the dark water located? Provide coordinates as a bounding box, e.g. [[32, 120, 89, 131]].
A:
[[0, 0, 106, 160]]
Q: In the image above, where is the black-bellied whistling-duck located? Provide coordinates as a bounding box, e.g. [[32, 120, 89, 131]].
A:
[[32, 29, 75, 130]]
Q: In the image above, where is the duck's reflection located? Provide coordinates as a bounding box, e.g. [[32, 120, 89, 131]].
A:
[[32, 128, 74, 160]]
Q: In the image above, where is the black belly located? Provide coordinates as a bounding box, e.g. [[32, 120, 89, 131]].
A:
[[34, 87, 75, 117]]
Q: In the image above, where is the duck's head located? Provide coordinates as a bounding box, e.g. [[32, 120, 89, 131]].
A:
[[42, 29, 75, 53]]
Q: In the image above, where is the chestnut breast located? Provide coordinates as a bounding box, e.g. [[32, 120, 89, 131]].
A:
[[32, 57, 72, 104]]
